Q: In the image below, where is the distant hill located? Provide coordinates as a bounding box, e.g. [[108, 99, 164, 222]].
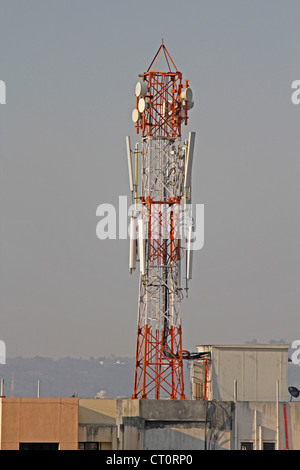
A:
[[0, 356, 191, 399], [0, 356, 135, 399], [0, 356, 298, 400]]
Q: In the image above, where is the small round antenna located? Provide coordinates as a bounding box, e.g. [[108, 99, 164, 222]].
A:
[[288, 386, 300, 400]]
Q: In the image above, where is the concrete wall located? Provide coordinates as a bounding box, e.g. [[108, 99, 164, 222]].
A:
[[116, 398, 300, 450], [78, 398, 117, 449], [79, 398, 116, 424], [117, 399, 232, 450], [234, 401, 300, 450], [143, 423, 206, 450], [0, 397, 78, 450], [288, 400, 300, 450], [1, 396, 298, 450]]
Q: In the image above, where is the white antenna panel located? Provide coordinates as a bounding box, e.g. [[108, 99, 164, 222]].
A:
[[126, 136, 134, 192], [186, 225, 193, 280], [129, 216, 137, 273], [138, 219, 146, 275], [184, 131, 196, 189]]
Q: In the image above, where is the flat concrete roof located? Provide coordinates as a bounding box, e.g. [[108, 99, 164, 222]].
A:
[[196, 344, 290, 350]]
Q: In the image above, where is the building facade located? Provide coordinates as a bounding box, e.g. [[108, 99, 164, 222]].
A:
[[0, 396, 299, 450], [0, 344, 298, 450], [0, 397, 78, 450]]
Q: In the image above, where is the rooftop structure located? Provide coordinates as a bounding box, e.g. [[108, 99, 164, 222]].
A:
[[191, 343, 290, 402]]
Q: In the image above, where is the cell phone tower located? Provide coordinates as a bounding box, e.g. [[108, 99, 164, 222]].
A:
[[126, 41, 201, 400]]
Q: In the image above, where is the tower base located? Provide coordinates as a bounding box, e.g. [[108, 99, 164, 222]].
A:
[[131, 324, 186, 400]]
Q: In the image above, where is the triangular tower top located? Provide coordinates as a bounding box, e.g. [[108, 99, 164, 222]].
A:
[[147, 40, 178, 73]]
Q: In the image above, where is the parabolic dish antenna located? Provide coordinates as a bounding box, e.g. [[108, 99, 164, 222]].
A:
[[288, 386, 300, 399], [135, 81, 148, 98], [132, 108, 140, 123], [138, 98, 147, 113]]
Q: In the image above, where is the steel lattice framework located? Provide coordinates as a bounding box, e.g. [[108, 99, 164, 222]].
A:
[[126, 42, 203, 399]]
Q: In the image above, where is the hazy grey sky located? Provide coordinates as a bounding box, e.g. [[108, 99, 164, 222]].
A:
[[0, 0, 299, 358]]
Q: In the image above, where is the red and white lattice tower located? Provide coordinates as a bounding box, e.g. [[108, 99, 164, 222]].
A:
[[126, 42, 197, 399]]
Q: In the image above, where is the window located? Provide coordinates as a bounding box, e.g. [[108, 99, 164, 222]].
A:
[[78, 442, 100, 450], [240, 442, 253, 450], [20, 443, 59, 450], [263, 442, 275, 450], [78, 442, 112, 450]]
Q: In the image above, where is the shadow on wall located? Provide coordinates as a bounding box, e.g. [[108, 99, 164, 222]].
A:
[[139, 401, 232, 451]]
